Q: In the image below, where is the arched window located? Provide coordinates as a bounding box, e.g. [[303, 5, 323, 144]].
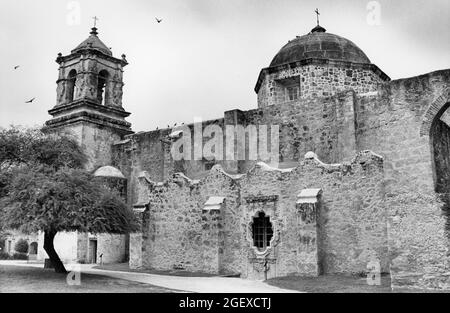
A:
[[97, 70, 109, 105], [251, 212, 273, 251], [66, 69, 77, 103]]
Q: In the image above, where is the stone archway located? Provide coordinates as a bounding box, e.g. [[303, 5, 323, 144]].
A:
[[420, 87, 450, 137], [421, 88, 450, 234]]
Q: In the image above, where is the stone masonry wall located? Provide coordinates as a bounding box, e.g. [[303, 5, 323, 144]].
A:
[[354, 69, 450, 289], [140, 169, 241, 275], [257, 63, 384, 108], [239, 90, 357, 167], [135, 150, 387, 278], [97, 234, 127, 264], [239, 151, 387, 276]]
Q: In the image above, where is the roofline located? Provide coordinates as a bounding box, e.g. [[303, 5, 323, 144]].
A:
[[254, 58, 391, 93], [56, 49, 128, 67]]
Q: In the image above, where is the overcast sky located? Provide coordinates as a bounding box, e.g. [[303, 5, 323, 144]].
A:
[[0, 0, 449, 131]]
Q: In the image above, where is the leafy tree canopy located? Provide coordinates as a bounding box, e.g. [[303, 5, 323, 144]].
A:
[[2, 166, 138, 235], [0, 126, 138, 272]]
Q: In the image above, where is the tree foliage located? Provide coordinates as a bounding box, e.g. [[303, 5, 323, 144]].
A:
[[2, 166, 138, 234], [0, 126, 138, 272], [0, 126, 86, 170], [14, 239, 29, 254]]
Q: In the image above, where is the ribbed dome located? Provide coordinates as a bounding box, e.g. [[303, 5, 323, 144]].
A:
[[270, 27, 370, 67], [71, 27, 112, 56]]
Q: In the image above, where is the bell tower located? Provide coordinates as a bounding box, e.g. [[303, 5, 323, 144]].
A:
[[45, 26, 133, 170]]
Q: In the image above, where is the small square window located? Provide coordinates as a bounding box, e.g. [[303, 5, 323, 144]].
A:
[[286, 86, 299, 101]]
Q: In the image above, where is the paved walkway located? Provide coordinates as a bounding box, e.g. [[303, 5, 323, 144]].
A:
[[0, 261, 298, 293]]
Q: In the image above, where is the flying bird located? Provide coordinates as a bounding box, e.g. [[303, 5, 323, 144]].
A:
[[25, 97, 35, 103], [14, 65, 20, 70], [155, 17, 162, 23]]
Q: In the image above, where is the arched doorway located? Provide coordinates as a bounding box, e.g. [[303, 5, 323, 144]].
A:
[[430, 105, 450, 195], [28, 242, 38, 254], [426, 92, 450, 233], [28, 242, 38, 260]]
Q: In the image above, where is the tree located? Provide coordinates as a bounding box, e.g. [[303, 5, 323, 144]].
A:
[[14, 239, 29, 254], [0, 127, 138, 273]]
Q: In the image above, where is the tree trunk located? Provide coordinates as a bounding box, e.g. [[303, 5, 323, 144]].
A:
[[43, 230, 67, 274]]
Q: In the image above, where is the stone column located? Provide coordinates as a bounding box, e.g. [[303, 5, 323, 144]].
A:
[[201, 197, 225, 274], [129, 204, 147, 269], [296, 188, 323, 276]]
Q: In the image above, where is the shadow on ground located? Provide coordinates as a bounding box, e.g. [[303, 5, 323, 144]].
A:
[[93, 262, 219, 277], [0, 264, 177, 293], [266, 274, 450, 293]]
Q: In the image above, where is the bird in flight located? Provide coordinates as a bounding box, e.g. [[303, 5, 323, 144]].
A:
[[155, 17, 162, 23], [25, 97, 35, 103], [14, 65, 20, 70]]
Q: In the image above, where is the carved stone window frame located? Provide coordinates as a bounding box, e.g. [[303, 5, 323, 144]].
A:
[[244, 195, 280, 258]]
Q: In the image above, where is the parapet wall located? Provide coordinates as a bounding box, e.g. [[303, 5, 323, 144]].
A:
[[131, 150, 387, 278]]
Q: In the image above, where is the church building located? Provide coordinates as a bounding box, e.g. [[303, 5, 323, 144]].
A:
[[8, 19, 450, 290]]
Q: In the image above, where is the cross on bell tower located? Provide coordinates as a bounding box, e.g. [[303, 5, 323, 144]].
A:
[[92, 16, 99, 27]]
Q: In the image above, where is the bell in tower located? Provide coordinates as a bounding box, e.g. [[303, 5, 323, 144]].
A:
[[44, 26, 133, 170]]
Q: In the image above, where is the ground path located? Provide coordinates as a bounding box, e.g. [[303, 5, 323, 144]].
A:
[[0, 261, 298, 293]]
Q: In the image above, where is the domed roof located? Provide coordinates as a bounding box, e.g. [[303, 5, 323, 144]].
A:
[[269, 25, 370, 67], [93, 166, 125, 179], [71, 27, 112, 56]]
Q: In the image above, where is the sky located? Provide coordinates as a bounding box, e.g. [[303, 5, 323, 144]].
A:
[[0, 0, 449, 131]]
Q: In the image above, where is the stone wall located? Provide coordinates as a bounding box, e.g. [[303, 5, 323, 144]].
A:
[[113, 92, 361, 210], [134, 150, 386, 278], [257, 61, 386, 108], [238, 90, 357, 166], [239, 151, 387, 276], [138, 169, 241, 274], [97, 234, 127, 264], [354, 69, 450, 289]]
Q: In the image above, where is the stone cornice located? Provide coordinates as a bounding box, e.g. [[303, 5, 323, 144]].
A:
[[49, 99, 130, 118], [45, 111, 133, 135], [56, 50, 128, 67], [254, 58, 391, 93]]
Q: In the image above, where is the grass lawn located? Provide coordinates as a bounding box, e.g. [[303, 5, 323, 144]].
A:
[[266, 274, 450, 293], [94, 262, 218, 277], [0, 264, 177, 293]]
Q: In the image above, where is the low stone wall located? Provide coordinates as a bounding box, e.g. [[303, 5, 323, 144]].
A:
[[133, 150, 387, 278]]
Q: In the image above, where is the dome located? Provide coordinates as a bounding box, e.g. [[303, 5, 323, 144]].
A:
[[93, 166, 125, 179], [269, 26, 370, 67], [71, 27, 112, 56]]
